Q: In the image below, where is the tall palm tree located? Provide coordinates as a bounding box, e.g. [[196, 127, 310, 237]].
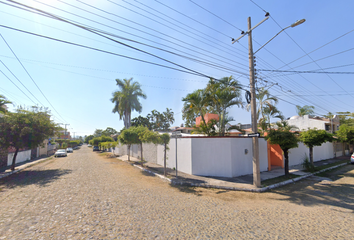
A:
[[182, 89, 211, 135], [111, 78, 146, 129], [0, 94, 12, 113], [247, 87, 279, 131], [296, 105, 315, 117], [206, 76, 244, 136]]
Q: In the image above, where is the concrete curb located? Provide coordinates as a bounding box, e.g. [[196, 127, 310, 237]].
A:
[[0, 157, 53, 180], [132, 161, 349, 192]]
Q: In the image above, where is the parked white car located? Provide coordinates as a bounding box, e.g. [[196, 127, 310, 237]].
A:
[[54, 149, 67, 157]]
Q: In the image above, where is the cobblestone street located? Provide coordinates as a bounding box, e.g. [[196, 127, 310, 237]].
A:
[[0, 145, 353, 239]]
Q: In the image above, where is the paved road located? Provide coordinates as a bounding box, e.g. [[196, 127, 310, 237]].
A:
[[0, 145, 353, 239]]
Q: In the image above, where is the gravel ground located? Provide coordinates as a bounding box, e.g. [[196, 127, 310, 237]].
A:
[[0, 145, 353, 239]]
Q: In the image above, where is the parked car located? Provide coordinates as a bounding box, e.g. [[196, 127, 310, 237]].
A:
[[54, 149, 67, 157], [88, 144, 92, 147], [351, 153, 354, 164], [93, 146, 100, 151], [66, 148, 73, 153], [73, 146, 79, 150]]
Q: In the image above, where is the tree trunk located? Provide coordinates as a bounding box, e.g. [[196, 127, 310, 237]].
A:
[[284, 149, 289, 177], [200, 111, 209, 136], [140, 142, 143, 166], [11, 147, 19, 171], [127, 144, 131, 161], [309, 147, 314, 168], [164, 143, 167, 176], [342, 142, 346, 156], [220, 110, 225, 136]]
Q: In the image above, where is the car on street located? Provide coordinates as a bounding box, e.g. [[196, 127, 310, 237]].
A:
[[88, 144, 92, 147], [66, 147, 73, 153], [54, 149, 67, 157], [351, 153, 354, 164], [93, 146, 100, 151]]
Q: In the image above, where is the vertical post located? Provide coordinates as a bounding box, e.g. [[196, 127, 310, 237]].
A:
[[175, 136, 178, 177], [248, 17, 261, 187]]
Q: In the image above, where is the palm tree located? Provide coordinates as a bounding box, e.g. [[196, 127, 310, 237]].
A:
[[247, 87, 279, 132], [111, 78, 146, 129], [182, 89, 211, 135], [296, 105, 315, 117], [206, 76, 244, 136], [0, 94, 12, 113]]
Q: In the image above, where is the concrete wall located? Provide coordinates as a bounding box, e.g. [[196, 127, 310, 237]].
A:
[[287, 115, 325, 131], [287, 142, 335, 166], [8, 150, 31, 166]]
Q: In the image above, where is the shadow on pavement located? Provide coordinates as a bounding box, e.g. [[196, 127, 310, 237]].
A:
[[272, 165, 354, 212], [0, 169, 72, 189]]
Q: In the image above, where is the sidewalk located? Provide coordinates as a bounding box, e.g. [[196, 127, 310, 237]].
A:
[[0, 156, 53, 180], [118, 155, 350, 192]]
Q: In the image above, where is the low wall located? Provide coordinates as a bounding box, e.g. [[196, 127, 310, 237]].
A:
[[287, 142, 335, 166], [8, 149, 32, 166]]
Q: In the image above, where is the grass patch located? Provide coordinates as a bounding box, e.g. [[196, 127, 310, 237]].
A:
[[99, 152, 116, 158], [303, 159, 349, 173], [261, 173, 298, 187]]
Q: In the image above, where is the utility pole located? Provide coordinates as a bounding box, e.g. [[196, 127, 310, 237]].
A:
[[59, 123, 70, 139], [248, 17, 261, 187]]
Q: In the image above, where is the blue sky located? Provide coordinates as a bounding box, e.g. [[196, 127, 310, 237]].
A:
[[1, 0, 353, 137]]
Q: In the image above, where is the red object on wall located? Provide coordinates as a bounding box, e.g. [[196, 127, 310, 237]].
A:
[[195, 113, 219, 127]]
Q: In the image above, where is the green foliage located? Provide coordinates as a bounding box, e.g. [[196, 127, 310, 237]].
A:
[[299, 129, 333, 148], [336, 111, 354, 126], [111, 78, 147, 129], [93, 129, 104, 137], [131, 116, 152, 129], [182, 76, 244, 136], [0, 108, 56, 170], [84, 135, 94, 143], [192, 119, 218, 136], [296, 105, 315, 117], [147, 108, 175, 131], [302, 154, 315, 172], [0, 94, 12, 113], [336, 124, 354, 143], [102, 127, 118, 137], [69, 140, 80, 147]]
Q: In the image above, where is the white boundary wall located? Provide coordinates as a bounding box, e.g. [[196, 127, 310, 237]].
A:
[[288, 142, 335, 166], [8, 150, 31, 166]]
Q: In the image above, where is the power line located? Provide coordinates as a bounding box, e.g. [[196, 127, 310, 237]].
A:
[[258, 69, 354, 74]]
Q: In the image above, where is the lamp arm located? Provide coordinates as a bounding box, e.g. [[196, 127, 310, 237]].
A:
[[254, 26, 290, 54]]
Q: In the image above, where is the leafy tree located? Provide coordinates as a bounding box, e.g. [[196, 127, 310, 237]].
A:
[[84, 135, 94, 143], [192, 119, 218, 136], [118, 126, 143, 161], [336, 124, 354, 155], [336, 111, 354, 126], [296, 105, 315, 117], [0, 94, 12, 113], [102, 127, 118, 136], [0, 108, 57, 171], [147, 108, 175, 131], [159, 133, 171, 176], [205, 77, 244, 136], [182, 89, 211, 135], [131, 116, 152, 129], [111, 78, 147, 129], [265, 121, 299, 177], [299, 129, 333, 168], [93, 129, 104, 137]]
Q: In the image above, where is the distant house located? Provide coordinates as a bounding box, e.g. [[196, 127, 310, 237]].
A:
[[286, 115, 340, 133], [195, 113, 219, 127]]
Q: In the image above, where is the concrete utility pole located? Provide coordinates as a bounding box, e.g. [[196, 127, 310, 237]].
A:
[[248, 17, 261, 187], [59, 123, 70, 139]]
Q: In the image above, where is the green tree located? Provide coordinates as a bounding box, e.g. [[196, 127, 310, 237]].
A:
[[336, 111, 354, 126], [85, 135, 94, 143], [147, 108, 175, 131], [296, 105, 315, 117], [131, 115, 152, 129], [93, 129, 104, 137], [206, 76, 244, 136], [0, 95, 12, 113], [336, 124, 354, 155], [159, 133, 170, 176], [265, 121, 299, 177], [182, 89, 211, 135], [102, 127, 118, 136], [118, 126, 143, 161], [111, 78, 147, 129], [299, 129, 333, 168], [0, 108, 57, 171]]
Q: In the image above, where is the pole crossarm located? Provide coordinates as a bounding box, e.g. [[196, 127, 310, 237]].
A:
[[232, 16, 269, 44]]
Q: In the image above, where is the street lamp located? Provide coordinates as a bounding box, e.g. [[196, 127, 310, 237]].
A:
[[232, 16, 305, 187]]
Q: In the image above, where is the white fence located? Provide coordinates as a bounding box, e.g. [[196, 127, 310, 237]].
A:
[[8, 150, 31, 166], [111, 136, 341, 178]]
